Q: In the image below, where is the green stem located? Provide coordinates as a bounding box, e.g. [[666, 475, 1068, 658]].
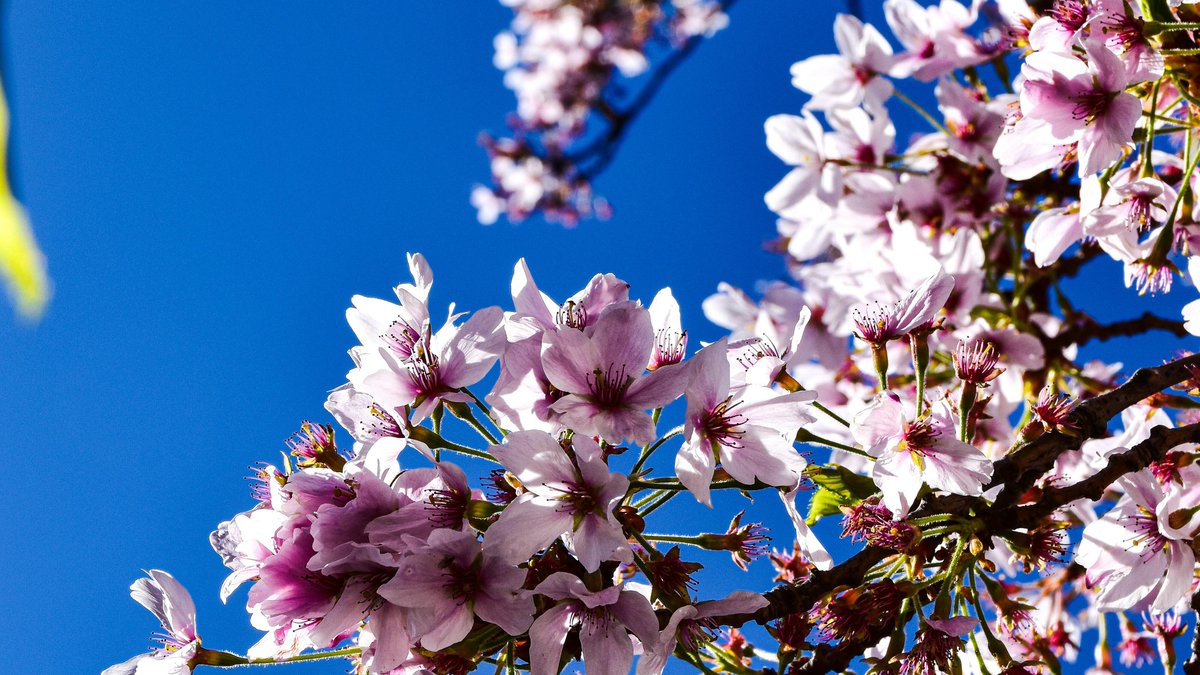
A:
[[440, 440, 497, 462], [968, 565, 1013, 667], [1145, 20, 1200, 33], [1141, 80, 1161, 179], [893, 88, 949, 134], [462, 387, 506, 437], [642, 532, 704, 546], [812, 400, 850, 428], [1150, 126, 1200, 268], [629, 425, 684, 478], [795, 428, 874, 459], [639, 489, 679, 518], [962, 595, 992, 675], [934, 535, 968, 610], [630, 479, 748, 492], [911, 334, 930, 418], [198, 646, 363, 667], [630, 479, 688, 491], [633, 488, 667, 509], [460, 408, 500, 445], [958, 384, 977, 443], [911, 513, 960, 528]]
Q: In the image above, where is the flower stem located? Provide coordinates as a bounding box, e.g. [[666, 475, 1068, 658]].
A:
[[795, 428, 874, 459], [630, 425, 684, 478], [893, 88, 949, 134], [934, 535, 968, 611], [639, 489, 679, 518], [1145, 20, 1200, 33], [968, 565, 1013, 667], [196, 646, 364, 668], [812, 400, 851, 428], [451, 403, 500, 445]]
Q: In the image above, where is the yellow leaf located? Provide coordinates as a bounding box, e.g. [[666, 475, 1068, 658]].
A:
[[0, 77, 48, 319]]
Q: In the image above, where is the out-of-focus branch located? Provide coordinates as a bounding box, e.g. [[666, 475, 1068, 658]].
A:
[[1047, 311, 1190, 352], [577, 0, 739, 179]]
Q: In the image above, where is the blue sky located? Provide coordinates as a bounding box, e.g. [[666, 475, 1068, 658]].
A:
[[0, 2, 1189, 674]]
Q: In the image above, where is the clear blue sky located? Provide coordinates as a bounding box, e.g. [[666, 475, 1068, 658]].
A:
[[0, 2, 1187, 674]]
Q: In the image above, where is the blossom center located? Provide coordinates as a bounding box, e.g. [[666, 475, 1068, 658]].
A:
[[586, 364, 635, 408], [1071, 89, 1117, 125], [556, 300, 587, 330], [702, 396, 747, 449]]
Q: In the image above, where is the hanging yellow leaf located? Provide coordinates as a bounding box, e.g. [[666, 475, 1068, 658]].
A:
[[0, 76, 48, 319]]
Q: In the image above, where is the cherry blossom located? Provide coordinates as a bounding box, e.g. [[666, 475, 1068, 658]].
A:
[[104, 570, 201, 675]]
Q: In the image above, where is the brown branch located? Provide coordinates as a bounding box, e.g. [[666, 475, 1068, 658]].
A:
[[1047, 311, 1189, 352], [1006, 422, 1200, 530], [1184, 587, 1200, 675], [719, 546, 892, 629], [793, 621, 895, 675], [989, 351, 1200, 510], [703, 352, 1200, 675]]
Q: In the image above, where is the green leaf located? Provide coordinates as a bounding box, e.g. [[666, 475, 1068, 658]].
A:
[[1142, 0, 1173, 22], [806, 465, 878, 500], [803, 465, 878, 526], [805, 487, 846, 526]]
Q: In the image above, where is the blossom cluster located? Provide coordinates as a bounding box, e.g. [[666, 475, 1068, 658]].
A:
[[109, 1, 1200, 674], [472, 0, 729, 225]]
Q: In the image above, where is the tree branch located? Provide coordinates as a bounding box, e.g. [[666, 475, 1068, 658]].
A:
[[989, 351, 1200, 509], [1185, 586, 1200, 675], [1006, 422, 1200, 530], [574, 0, 739, 179], [1047, 311, 1190, 352], [704, 352, 1200, 675]]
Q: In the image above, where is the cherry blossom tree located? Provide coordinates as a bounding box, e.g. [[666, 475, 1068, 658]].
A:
[[108, 1, 1200, 674]]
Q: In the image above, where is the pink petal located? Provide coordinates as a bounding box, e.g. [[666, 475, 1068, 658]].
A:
[[542, 327, 600, 394], [676, 437, 717, 507], [529, 603, 576, 675], [592, 303, 655, 376]]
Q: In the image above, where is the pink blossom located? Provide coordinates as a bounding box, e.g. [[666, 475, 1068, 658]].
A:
[[507, 258, 629, 340], [1017, 41, 1141, 176], [764, 112, 842, 220], [675, 339, 816, 505], [789, 13, 894, 111], [851, 268, 955, 346], [541, 301, 688, 444], [486, 335, 563, 432], [885, 0, 989, 81], [1027, 0, 1091, 53], [851, 394, 993, 517], [779, 485, 835, 570], [647, 287, 687, 371], [378, 529, 533, 651], [637, 591, 769, 675], [528, 572, 660, 675], [1085, 178, 1175, 237], [1093, 0, 1163, 83], [1076, 471, 1200, 612], [104, 570, 200, 675], [483, 431, 631, 571], [345, 255, 506, 423]]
